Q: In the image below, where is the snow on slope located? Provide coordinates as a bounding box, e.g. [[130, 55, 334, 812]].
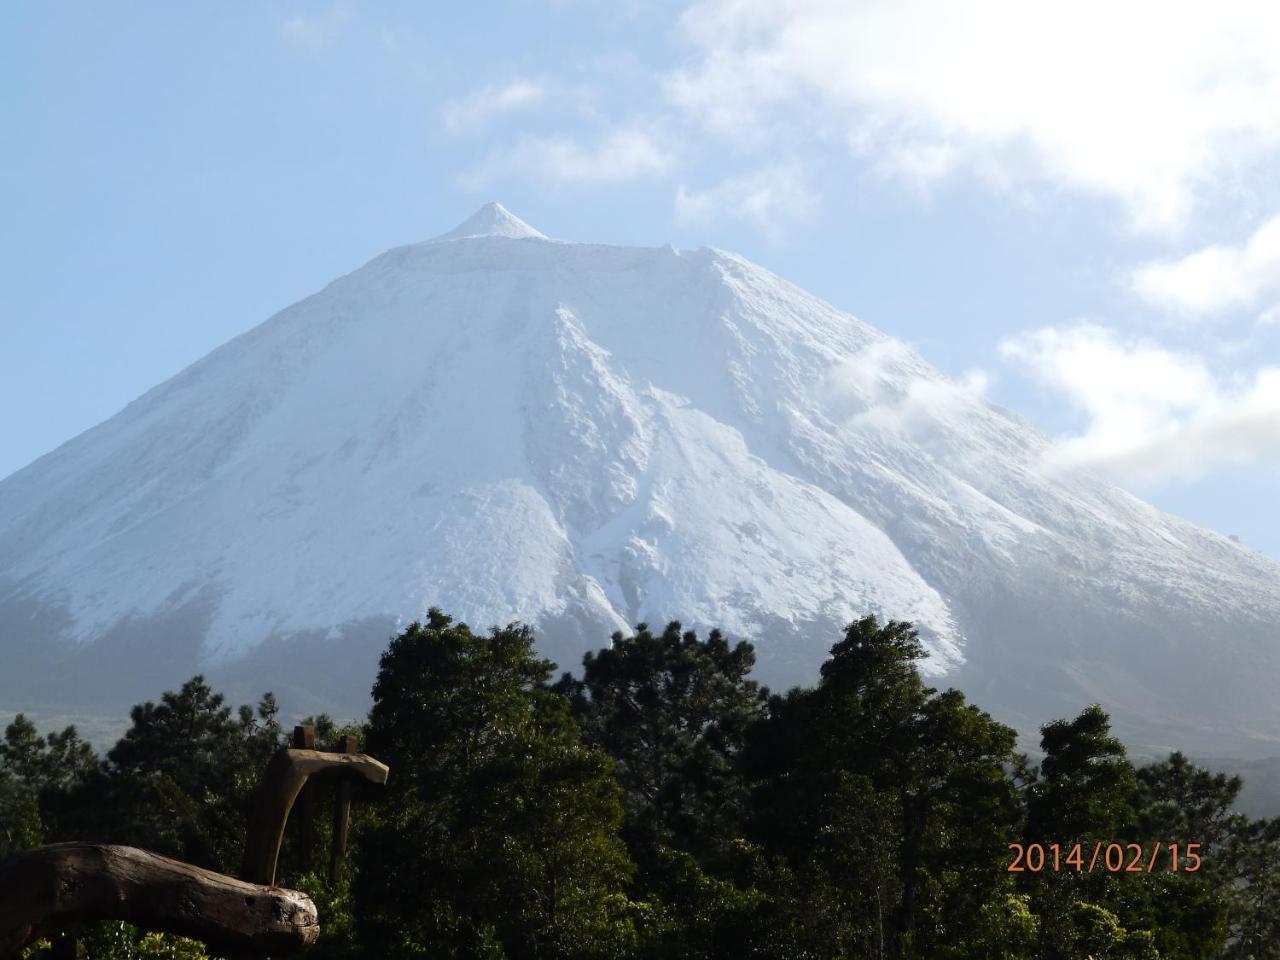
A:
[[2, 206, 1279, 754]]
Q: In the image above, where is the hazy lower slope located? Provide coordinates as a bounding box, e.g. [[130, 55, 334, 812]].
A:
[[2, 204, 1278, 754]]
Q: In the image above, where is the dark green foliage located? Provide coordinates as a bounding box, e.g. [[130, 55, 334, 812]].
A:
[[1136, 751, 1241, 854], [0, 715, 97, 791], [353, 609, 637, 959], [7, 610, 1279, 960], [68, 922, 209, 959], [1132, 752, 1239, 958], [555, 622, 767, 869], [287, 869, 358, 960], [747, 616, 1022, 958], [552, 620, 771, 955], [0, 775, 41, 860], [1027, 704, 1138, 842], [938, 892, 1040, 960], [65, 677, 281, 873], [1018, 712, 1238, 960], [1221, 815, 1280, 958], [0, 714, 97, 858]]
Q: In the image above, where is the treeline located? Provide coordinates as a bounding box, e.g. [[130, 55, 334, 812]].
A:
[[3, 610, 1280, 959]]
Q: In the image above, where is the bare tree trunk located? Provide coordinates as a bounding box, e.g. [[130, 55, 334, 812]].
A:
[[0, 842, 318, 958]]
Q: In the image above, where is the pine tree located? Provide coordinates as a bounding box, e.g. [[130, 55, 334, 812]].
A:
[[56, 677, 281, 873], [353, 610, 637, 959], [1019, 706, 1204, 960], [556, 622, 767, 872], [555, 621, 772, 957], [0, 713, 97, 857], [747, 617, 1020, 959], [1026, 704, 1136, 842], [1222, 815, 1280, 958]]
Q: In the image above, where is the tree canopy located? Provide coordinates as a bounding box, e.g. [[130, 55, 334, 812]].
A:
[[5, 611, 1279, 960]]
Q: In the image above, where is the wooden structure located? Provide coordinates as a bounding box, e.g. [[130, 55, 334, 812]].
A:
[[240, 734, 389, 887], [0, 726, 389, 958]]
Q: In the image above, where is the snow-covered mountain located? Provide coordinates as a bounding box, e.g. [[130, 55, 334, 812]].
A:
[[2, 203, 1278, 756]]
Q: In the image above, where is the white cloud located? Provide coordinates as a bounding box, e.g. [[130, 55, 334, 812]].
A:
[[442, 81, 548, 135], [1001, 324, 1280, 483], [280, 3, 351, 51], [667, 0, 1280, 231], [462, 127, 672, 187], [675, 163, 816, 234], [1131, 214, 1280, 321], [821, 339, 990, 438]]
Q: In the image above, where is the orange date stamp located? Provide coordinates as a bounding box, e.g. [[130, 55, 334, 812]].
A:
[[1008, 842, 1201, 874]]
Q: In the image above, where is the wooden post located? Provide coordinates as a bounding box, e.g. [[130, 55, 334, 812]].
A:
[[329, 735, 358, 883], [291, 725, 316, 866]]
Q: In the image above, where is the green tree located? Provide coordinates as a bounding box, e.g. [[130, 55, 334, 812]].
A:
[[940, 893, 1039, 960], [556, 622, 768, 873], [1135, 751, 1239, 855], [1221, 815, 1280, 959], [74, 922, 209, 960], [554, 621, 772, 956], [1127, 752, 1235, 958], [747, 617, 1020, 959], [58, 677, 281, 873], [0, 714, 97, 856], [904, 689, 1022, 953], [0, 771, 42, 860], [1019, 707, 1216, 960], [1026, 704, 1137, 842], [353, 610, 637, 959], [1057, 901, 1159, 960]]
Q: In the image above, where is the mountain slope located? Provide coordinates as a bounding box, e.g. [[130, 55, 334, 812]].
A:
[[2, 204, 1278, 754]]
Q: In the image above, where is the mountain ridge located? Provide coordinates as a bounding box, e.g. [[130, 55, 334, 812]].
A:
[[2, 206, 1278, 756]]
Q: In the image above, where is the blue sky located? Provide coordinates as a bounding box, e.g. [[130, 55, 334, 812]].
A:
[[4, 1, 1280, 557]]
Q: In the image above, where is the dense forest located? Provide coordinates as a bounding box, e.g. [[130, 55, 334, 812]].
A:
[[3, 611, 1279, 959]]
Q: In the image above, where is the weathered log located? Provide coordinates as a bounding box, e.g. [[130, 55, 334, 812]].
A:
[[0, 842, 318, 958], [240, 748, 390, 887]]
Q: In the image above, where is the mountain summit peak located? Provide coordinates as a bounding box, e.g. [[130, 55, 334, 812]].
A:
[[431, 202, 548, 242]]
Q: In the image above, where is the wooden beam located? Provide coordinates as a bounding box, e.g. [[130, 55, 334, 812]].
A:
[[0, 843, 318, 958]]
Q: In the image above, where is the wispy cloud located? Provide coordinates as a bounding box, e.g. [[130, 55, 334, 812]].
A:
[[1131, 214, 1280, 322], [280, 2, 352, 51], [675, 163, 816, 236], [462, 127, 672, 187], [442, 80, 548, 135], [821, 339, 991, 440], [1001, 324, 1280, 483], [666, 0, 1280, 232]]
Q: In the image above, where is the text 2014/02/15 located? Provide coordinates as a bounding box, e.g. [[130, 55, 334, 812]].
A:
[[1008, 842, 1201, 874]]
